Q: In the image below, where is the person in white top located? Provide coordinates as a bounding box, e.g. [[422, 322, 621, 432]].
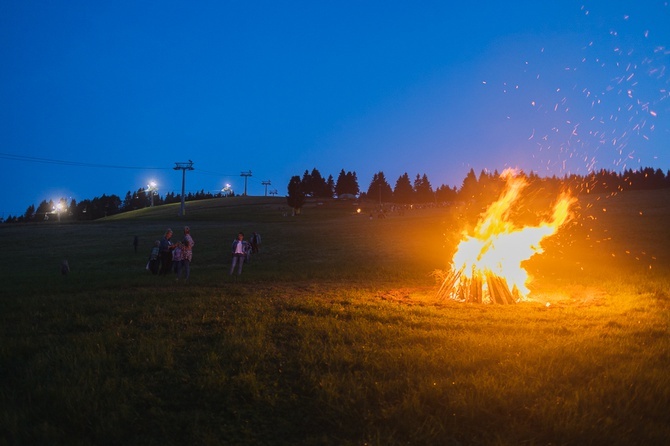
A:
[[182, 226, 195, 280], [230, 232, 249, 276]]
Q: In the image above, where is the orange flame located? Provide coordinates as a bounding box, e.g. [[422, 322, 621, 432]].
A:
[[447, 169, 575, 302]]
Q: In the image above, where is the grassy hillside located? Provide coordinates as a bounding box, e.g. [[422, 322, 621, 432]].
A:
[[1, 190, 669, 445]]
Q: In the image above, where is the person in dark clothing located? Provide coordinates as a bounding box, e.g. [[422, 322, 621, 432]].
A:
[[158, 229, 175, 275], [250, 232, 261, 254], [147, 240, 160, 275]]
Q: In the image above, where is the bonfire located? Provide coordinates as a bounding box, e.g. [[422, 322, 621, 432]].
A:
[[437, 169, 576, 304]]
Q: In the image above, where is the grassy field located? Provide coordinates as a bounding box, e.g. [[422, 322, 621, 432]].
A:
[[1, 190, 669, 445]]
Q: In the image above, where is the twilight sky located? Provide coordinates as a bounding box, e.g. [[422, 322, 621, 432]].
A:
[[1, 0, 669, 217]]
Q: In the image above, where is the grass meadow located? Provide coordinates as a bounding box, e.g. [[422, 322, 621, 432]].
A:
[[1, 190, 669, 445]]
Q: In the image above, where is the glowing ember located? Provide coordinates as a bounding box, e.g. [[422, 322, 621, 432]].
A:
[[438, 169, 576, 304]]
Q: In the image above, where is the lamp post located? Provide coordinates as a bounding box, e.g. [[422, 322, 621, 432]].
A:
[[147, 181, 158, 207], [379, 182, 382, 207], [54, 202, 64, 222]]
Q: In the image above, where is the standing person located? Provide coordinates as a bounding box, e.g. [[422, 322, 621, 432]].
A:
[[61, 259, 70, 275], [147, 240, 160, 275], [158, 228, 175, 275], [172, 241, 184, 280], [133, 235, 139, 253], [182, 226, 195, 281], [230, 232, 249, 276], [245, 240, 252, 263], [250, 232, 261, 254]]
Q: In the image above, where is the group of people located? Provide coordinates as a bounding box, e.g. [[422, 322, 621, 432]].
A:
[[146, 226, 195, 280], [145, 228, 261, 279]]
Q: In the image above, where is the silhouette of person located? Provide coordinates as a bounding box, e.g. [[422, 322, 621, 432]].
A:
[[159, 229, 175, 275]]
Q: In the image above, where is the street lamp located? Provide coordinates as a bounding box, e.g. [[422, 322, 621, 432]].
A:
[[54, 202, 64, 222], [147, 181, 158, 206], [222, 183, 233, 196]]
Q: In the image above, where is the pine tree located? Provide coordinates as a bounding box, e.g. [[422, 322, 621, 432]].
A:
[[24, 204, 35, 221], [393, 173, 414, 204], [287, 175, 306, 214], [335, 170, 360, 196], [367, 171, 393, 203], [414, 173, 434, 203], [325, 175, 335, 198], [459, 168, 478, 200]]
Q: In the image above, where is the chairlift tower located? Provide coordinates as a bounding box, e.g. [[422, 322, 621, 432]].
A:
[[174, 160, 194, 216], [240, 170, 252, 196], [261, 180, 271, 196]]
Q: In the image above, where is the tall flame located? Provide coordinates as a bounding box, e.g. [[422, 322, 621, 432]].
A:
[[441, 169, 575, 303]]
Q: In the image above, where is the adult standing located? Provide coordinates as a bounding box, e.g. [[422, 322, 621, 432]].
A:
[[158, 228, 175, 275], [230, 232, 249, 276], [182, 226, 195, 281]]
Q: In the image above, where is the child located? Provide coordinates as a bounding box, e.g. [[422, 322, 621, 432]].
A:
[[148, 240, 160, 275], [181, 228, 194, 281], [172, 241, 184, 280], [244, 238, 252, 263]]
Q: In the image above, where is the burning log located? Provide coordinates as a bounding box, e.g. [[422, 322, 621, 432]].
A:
[[486, 273, 516, 304], [437, 268, 518, 304], [436, 268, 463, 301], [469, 271, 483, 304]]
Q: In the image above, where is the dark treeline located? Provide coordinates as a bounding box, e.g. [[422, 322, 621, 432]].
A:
[[3, 188, 230, 224], [4, 166, 669, 224], [285, 166, 670, 213], [290, 168, 457, 205], [458, 166, 670, 201]]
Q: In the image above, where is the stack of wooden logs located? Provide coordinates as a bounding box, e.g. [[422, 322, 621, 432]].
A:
[[437, 267, 519, 304]]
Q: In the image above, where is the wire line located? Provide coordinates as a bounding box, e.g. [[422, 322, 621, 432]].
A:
[[0, 152, 171, 170]]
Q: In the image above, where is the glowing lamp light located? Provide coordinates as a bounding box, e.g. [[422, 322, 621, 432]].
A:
[[147, 181, 159, 206], [53, 201, 65, 221]]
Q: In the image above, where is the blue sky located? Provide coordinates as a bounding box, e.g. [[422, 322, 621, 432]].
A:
[[1, 0, 668, 217]]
